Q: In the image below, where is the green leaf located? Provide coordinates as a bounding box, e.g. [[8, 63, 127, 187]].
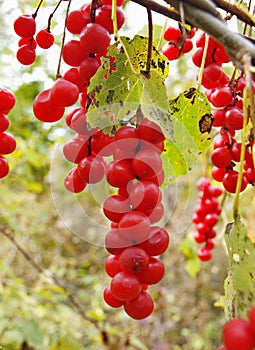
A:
[[138, 24, 167, 49], [87, 35, 169, 133], [162, 88, 212, 184], [224, 217, 255, 319], [49, 338, 82, 350], [21, 320, 44, 347], [129, 335, 149, 350], [179, 237, 201, 277]]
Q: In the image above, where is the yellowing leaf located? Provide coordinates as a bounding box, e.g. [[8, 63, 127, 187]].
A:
[[224, 218, 255, 318]]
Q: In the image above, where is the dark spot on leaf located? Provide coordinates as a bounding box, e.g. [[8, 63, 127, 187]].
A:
[[106, 89, 115, 104], [184, 87, 196, 99], [199, 113, 214, 134]]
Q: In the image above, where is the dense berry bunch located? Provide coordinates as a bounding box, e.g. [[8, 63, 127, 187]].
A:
[[220, 306, 255, 350], [14, 12, 55, 65], [162, 25, 196, 61], [22, 0, 125, 123], [0, 87, 16, 178], [193, 31, 254, 194], [14, 0, 125, 68], [63, 115, 170, 319], [102, 119, 169, 319], [192, 177, 222, 261]]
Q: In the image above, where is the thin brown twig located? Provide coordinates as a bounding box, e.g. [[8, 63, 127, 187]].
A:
[[0, 226, 99, 328], [213, 0, 255, 27], [56, 0, 73, 78], [47, 0, 63, 31], [32, 0, 44, 19], [146, 8, 153, 75]]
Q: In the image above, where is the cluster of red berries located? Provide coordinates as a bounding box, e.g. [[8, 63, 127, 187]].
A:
[[30, 0, 125, 124], [218, 306, 255, 350], [192, 177, 222, 261], [162, 25, 196, 61], [192, 31, 231, 89], [102, 119, 169, 320], [64, 116, 170, 319], [0, 87, 16, 178], [14, 13, 55, 66], [193, 32, 254, 194]]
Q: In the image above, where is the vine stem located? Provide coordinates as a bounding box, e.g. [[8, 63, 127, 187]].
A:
[[0, 226, 100, 329], [146, 8, 153, 75], [111, 0, 118, 40], [47, 0, 63, 32], [56, 0, 73, 78], [233, 58, 250, 219], [32, 0, 44, 19], [156, 18, 168, 51], [196, 34, 209, 90]]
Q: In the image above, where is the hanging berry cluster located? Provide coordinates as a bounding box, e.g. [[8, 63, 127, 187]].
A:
[[63, 115, 170, 320], [162, 25, 195, 61], [64, 118, 170, 320], [14, 13, 54, 65], [0, 88, 16, 178], [13, 0, 125, 123], [102, 119, 169, 320], [192, 32, 254, 193], [192, 177, 222, 261]]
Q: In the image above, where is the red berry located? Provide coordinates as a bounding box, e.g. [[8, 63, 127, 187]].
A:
[[0, 113, 9, 132], [0, 88, 16, 112], [110, 271, 142, 301], [197, 247, 212, 261], [51, 78, 79, 107], [0, 132, 16, 154], [136, 256, 165, 284], [14, 14, 36, 38], [36, 29, 54, 49], [162, 43, 180, 61], [223, 170, 248, 193], [80, 23, 111, 56], [66, 9, 91, 34], [124, 290, 154, 320], [96, 5, 125, 34], [164, 26, 181, 42], [119, 247, 149, 274], [138, 226, 169, 256], [106, 159, 136, 188], [223, 318, 255, 350], [16, 44, 36, 65], [33, 89, 65, 122], [119, 211, 151, 244], [78, 155, 106, 184], [103, 286, 124, 308], [64, 167, 87, 193], [105, 255, 122, 278], [103, 194, 131, 223], [211, 147, 232, 168], [0, 156, 9, 178]]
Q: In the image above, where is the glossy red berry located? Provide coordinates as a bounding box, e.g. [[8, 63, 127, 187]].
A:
[[36, 29, 54, 49]]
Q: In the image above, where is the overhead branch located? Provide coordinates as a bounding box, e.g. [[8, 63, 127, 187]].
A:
[[130, 0, 181, 22], [213, 0, 255, 27], [164, 0, 255, 71], [130, 0, 255, 71]]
